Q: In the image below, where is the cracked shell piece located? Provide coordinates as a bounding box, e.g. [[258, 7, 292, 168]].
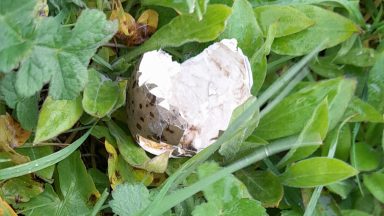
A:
[[127, 39, 253, 157]]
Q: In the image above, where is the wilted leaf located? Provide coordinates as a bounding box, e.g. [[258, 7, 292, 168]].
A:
[[82, 69, 119, 118], [0, 196, 17, 216], [34, 96, 83, 143], [109, 183, 150, 216], [254, 5, 315, 37], [1, 175, 44, 205], [272, 5, 359, 56], [0, 114, 30, 164], [280, 157, 358, 187]]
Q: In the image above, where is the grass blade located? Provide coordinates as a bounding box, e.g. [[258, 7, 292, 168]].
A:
[[0, 128, 92, 180]]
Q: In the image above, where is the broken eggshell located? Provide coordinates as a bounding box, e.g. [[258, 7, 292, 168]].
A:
[[127, 39, 253, 157]]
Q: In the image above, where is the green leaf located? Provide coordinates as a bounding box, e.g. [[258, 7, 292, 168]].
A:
[[16, 146, 54, 180], [16, 95, 38, 131], [367, 52, 384, 112], [256, 78, 356, 140], [0, 129, 91, 180], [197, 162, 252, 204], [125, 4, 232, 61], [219, 97, 260, 160], [142, 0, 194, 14], [272, 5, 359, 56], [322, 124, 351, 161], [341, 209, 372, 216], [254, 5, 315, 37], [277, 98, 329, 167], [351, 142, 381, 171], [109, 183, 150, 216], [16, 184, 61, 216], [82, 69, 119, 118], [326, 180, 355, 199], [1, 175, 43, 205], [345, 97, 384, 123], [235, 170, 283, 207], [0, 0, 36, 72], [363, 172, 384, 203], [334, 48, 377, 67], [0, 73, 20, 109], [8, 9, 117, 99], [106, 121, 151, 168], [280, 157, 358, 187], [219, 0, 263, 57], [34, 96, 83, 143], [55, 151, 99, 215], [16, 151, 100, 215], [193, 199, 266, 216]]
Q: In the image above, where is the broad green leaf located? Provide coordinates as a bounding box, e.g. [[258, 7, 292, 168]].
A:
[[55, 151, 99, 215], [109, 183, 150, 216], [193, 199, 266, 216], [219, 0, 263, 57], [34, 96, 83, 143], [142, 0, 194, 14], [197, 162, 252, 204], [0, 129, 91, 180], [363, 172, 384, 203], [88, 168, 109, 193], [219, 97, 260, 160], [106, 121, 152, 169], [272, 5, 359, 56], [1, 175, 43, 205], [16, 146, 54, 180], [82, 69, 119, 118], [367, 52, 384, 112], [0, 73, 20, 109], [16, 95, 38, 131], [256, 78, 355, 140], [322, 124, 351, 161], [277, 98, 329, 167], [16, 151, 100, 215], [125, 5, 232, 61], [111, 80, 128, 112], [351, 142, 381, 171], [341, 209, 372, 216], [9, 9, 117, 99], [334, 48, 377, 67], [0, 0, 36, 72], [236, 170, 283, 207], [309, 58, 345, 78], [0, 74, 38, 131], [254, 5, 315, 37], [326, 180, 355, 199], [280, 157, 358, 187], [15, 184, 60, 216], [345, 97, 384, 123]]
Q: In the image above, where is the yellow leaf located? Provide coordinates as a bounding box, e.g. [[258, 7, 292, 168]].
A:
[[0, 114, 30, 164], [137, 9, 159, 30], [0, 196, 17, 216]]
